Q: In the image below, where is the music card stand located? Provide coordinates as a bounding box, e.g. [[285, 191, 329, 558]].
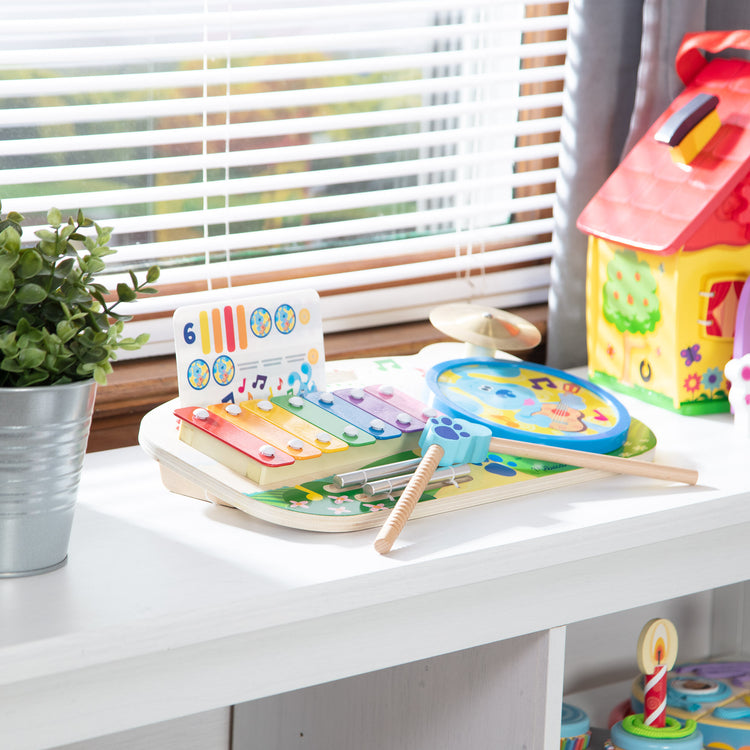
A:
[[172, 289, 325, 407]]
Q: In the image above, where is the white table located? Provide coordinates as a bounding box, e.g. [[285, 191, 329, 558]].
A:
[[2, 352, 749, 750]]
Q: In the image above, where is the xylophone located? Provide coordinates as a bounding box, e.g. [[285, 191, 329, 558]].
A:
[[141, 393, 659, 532], [145, 346, 702, 539], [174, 384, 437, 490]]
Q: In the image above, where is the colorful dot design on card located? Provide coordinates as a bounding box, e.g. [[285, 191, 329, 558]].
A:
[[187, 359, 210, 390], [250, 307, 272, 339], [212, 355, 235, 386], [274, 304, 296, 334]]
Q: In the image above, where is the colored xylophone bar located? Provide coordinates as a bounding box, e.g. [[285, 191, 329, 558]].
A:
[[174, 385, 440, 490]]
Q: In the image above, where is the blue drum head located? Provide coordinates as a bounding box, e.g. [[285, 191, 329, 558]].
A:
[[426, 358, 630, 454]]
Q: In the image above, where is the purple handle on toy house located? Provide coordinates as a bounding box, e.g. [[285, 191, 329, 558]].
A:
[[734, 279, 750, 360]]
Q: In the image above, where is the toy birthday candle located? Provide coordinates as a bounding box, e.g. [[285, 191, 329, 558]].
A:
[[637, 618, 678, 727], [606, 619, 704, 750]]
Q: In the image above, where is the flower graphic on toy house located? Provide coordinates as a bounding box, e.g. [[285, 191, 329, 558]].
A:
[[602, 250, 661, 384], [683, 371, 702, 396], [683, 365, 727, 403], [701, 367, 725, 397]]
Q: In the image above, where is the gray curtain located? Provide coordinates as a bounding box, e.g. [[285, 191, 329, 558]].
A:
[[546, 0, 750, 369]]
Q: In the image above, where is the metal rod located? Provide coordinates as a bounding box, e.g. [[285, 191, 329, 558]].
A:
[[332, 456, 423, 489], [363, 464, 472, 496]]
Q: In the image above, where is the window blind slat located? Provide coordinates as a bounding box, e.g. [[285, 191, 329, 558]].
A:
[[5, 41, 569, 99], [2, 15, 568, 65], [104, 196, 555, 266], [4, 139, 560, 190], [135, 238, 555, 294], [105, 217, 556, 287], [17, 186, 555, 249], [4, 74, 564, 129], [4, 0, 560, 32], [115, 239, 554, 318], [5, 109, 562, 157]]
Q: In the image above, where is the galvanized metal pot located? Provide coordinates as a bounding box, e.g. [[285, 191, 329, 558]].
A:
[[0, 380, 97, 577]]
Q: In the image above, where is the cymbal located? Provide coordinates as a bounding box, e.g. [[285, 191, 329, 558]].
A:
[[429, 303, 542, 351]]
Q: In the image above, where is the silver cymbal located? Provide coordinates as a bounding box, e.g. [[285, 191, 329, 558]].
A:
[[429, 303, 542, 351]]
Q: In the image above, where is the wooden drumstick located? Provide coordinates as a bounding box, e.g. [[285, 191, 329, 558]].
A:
[[374, 418, 699, 554], [487, 437, 698, 486], [374, 417, 491, 554]]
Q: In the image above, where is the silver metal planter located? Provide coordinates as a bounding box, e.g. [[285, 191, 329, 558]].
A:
[[0, 380, 97, 577]]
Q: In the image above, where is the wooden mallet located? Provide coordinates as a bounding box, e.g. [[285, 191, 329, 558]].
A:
[[373, 417, 699, 554], [374, 417, 492, 554]]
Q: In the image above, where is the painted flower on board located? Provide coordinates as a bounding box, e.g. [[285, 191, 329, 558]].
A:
[[362, 502, 387, 513], [329, 495, 353, 505]]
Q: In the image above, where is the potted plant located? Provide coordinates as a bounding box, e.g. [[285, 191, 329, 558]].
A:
[[0, 203, 159, 577]]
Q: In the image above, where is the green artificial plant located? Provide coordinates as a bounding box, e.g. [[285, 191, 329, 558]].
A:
[[0, 203, 159, 387]]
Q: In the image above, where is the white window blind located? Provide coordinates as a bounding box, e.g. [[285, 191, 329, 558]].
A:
[[2, 0, 567, 357]]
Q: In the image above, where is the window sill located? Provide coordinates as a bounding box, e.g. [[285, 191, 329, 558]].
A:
[[90, 305, 548, 452]]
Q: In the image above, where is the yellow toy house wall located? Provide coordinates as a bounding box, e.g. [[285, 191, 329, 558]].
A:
[[586, 236, 744, 414]]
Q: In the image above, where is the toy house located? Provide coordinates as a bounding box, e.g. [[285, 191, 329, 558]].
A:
[[577, 32, 750, 414]]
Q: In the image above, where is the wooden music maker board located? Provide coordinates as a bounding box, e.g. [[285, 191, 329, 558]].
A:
[[139, 398, 657, 533]]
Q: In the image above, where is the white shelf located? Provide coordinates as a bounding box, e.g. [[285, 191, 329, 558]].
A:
[[1, 349, 749, 749]]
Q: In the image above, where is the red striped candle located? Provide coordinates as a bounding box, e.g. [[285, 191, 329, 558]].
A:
[[636, 619, 678, 729], [643, 664, 668, 726]]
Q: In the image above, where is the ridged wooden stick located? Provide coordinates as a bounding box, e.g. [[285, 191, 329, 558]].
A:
[[374, 444, 445, 554], [488, 437, 698, 485], [373, 423, 698, 554]]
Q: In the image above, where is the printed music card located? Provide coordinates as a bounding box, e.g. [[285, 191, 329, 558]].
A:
[[173, 289, 325, 407]]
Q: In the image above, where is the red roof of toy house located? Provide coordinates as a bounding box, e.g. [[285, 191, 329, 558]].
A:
[[577, 56, 750, 254]]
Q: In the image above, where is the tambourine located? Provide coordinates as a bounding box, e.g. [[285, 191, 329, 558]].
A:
[[426, 358, 630, 453]]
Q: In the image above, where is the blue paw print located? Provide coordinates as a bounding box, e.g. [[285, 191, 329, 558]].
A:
[[483, 454, 518, 477], [420, 415, 491, 466], [433, 416, 472, 442]]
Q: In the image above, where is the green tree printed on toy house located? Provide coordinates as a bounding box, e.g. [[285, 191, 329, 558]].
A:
[[602, 249, 661, 384]]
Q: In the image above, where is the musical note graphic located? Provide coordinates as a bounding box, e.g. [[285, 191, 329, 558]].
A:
[[251, 374, 267, 389], [294, 485, 324, 501], [528, 376, 557, 391], [375, 358, 401, 371], [238, 377, 246, 393]]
